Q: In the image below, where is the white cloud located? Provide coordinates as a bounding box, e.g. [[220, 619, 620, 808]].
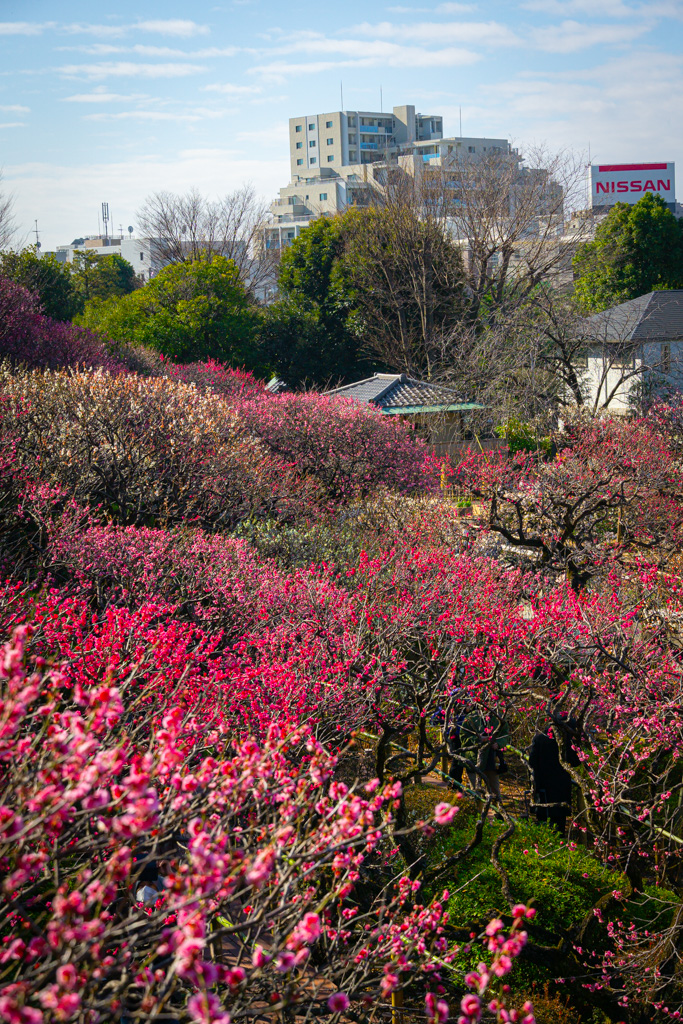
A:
[[203, 83, 262, 94], [251, 46, 480, 79], [135, 20, 210, 37], [64, 87, 147, 103], [56, 43, 239, 58], [61, 20, 210, 39], [471, 50, 683, 161], [532, 18, 652, 50], [5, 148, 290, 250], [249, 33, 481, 78], [84, 108, 225, 122], [436, 2, 479, 10], [520, 0, 680, 14], [56, 62, 206, 79], [385, 2, 477, 10], [354, 19, 521, 46], [61, 24, 129, 38], [0, 122, 25, 128], [0, 22, 53, 35], [0, 104, 30, 113]]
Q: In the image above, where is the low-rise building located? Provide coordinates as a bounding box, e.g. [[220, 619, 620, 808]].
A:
[[573, 290, 683, 413], [48, 234, 164, 283], [326, 372, 483, 457]]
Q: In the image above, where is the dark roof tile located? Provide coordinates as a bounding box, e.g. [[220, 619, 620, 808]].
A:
[[584, 290, 683, 342], [326, 373, 476, 410]]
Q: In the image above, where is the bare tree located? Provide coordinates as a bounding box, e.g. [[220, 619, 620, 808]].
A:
[[136, 184, 276, 295], [0, 173, 16, 251], [439, 288, 672, 432], [434, 143, 589, 326]]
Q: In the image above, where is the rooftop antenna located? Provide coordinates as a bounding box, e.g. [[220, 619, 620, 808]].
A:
[[380, 85, 383, 112], [459, 106, 462, 138], [101, 201, 109, 242], [128, 225, 133, 238], [34, 219, 40, 250], [340, 80, 344, 110]]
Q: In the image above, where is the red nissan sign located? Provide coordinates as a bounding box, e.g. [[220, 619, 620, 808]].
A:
[[590, 162, 675, 207]]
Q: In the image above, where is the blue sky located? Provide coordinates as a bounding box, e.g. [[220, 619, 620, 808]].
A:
[[1, 0, 682, 249]]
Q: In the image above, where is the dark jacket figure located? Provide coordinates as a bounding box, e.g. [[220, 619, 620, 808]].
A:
[[528, 726, 579, 835], [430, 706, 466, 791]]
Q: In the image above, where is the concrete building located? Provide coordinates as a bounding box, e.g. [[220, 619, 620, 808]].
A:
[[288, 105, 445, 178], [265, 100, 516, 251], [49, 234, 163, 282]]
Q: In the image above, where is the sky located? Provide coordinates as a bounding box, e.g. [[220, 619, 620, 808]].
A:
[[1, 0, 682, 250]]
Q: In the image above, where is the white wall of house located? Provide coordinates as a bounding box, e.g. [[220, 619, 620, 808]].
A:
[[579, 340, 683, 413]]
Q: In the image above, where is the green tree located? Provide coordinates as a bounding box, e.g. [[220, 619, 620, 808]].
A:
[[341, 201, 466, 378], [259, 217, 375, 387], [0, 247, 80, 321], [78, 254, 259, 366], [72, 251, 137, 302], [573, 193, 683, 312]]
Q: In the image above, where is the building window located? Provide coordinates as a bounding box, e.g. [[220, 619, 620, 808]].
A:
[[140, 252, 144, 261], [309, 140, 316, 147], [319, 193, 328, 200], [326, 120, 333, 127], [609, 347, 634, 368], [295, 124, 302, 132], [349, 150, 356, 161], [296, 141, 302, 149], [348, 134, 356, 144], [468, 146, 475, 153], [327, 155, 334, 162], [661, 343, 671, 373], [308, 122, 315, 130], [296, 158, 303, 165], [310, 157, 316, 164], [327, 138, 333, 145]]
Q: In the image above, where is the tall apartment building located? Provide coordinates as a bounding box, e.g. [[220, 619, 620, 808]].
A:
[[288, 104, 444, 178], [264, 102, 515, 251]]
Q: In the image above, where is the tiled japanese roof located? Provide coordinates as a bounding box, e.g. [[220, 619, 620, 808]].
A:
[[584, 290, 683, 343], [326, 373, 479, 411]]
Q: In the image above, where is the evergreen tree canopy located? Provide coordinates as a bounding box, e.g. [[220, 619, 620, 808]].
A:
[[573, 193, 683, 312], [78, 254, 260, 367], [0, 247, 80, 321], [259, 216, 374, 388], [72, 250, 138, 302]]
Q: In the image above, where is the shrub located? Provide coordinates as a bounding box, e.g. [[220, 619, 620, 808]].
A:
[[0, 277, 123, 373], [0, 368, 301, 530], [0, 616, 460, 1024], [241, 392, 440, 503]]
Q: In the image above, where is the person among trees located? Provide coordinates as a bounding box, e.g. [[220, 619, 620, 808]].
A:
[[528, 717, 581, 836], [459, 706, 510, 804], [135, 858, 165, 906]]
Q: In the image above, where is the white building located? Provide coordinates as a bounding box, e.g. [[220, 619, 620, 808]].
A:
[[49, 234, 164, 282], [574, 290, 683, 413], [265, 100, 516, 251]]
